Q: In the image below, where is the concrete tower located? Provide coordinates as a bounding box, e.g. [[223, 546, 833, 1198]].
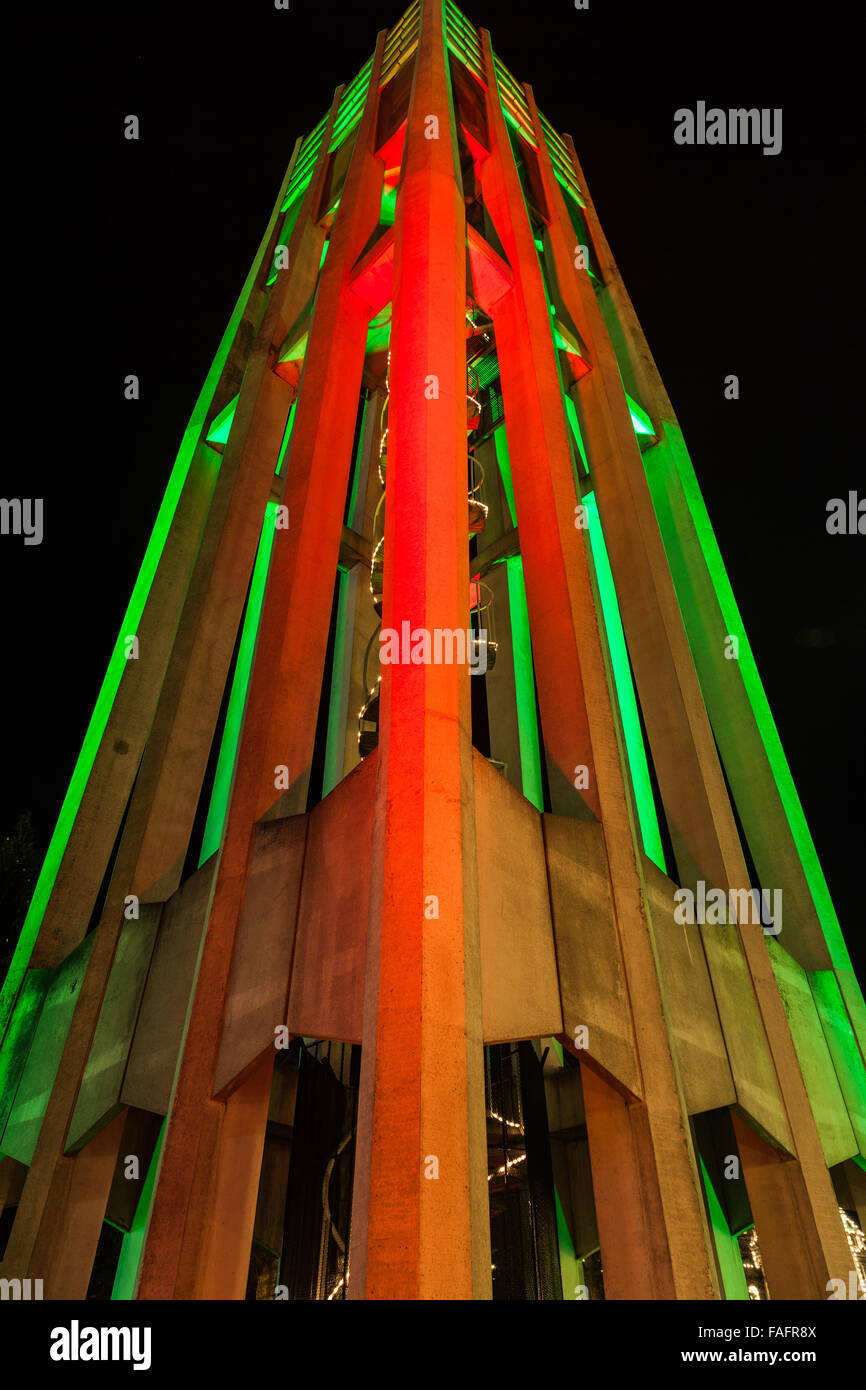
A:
[[1, 0, 864, 1303]]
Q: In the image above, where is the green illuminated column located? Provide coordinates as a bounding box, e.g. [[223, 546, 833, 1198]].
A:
[[0, 139, 302, 1044], [699, 1156, 750, 1301], [583, 493, 665, 872], [322, 567, 352, 798], [111, 1121, 166, 1301], [505, 556, 543, 812], [199, 500, 280, 864], [565, 132, 865, 1050]]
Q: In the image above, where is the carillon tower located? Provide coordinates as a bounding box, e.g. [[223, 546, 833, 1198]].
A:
[[1, 0, 864, 1303]]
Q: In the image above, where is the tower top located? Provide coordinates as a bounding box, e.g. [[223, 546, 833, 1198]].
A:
[[282, 0, 584, 223]]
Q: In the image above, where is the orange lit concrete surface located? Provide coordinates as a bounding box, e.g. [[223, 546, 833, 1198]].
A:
[[1, 0, 863, 1303]]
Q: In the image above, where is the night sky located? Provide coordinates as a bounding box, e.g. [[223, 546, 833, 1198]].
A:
[[4, 0, 863, 980]]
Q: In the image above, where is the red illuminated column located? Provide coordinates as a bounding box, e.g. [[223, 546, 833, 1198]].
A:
[[349, 0, 490, 1300]]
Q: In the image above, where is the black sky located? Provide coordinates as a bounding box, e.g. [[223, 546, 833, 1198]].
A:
[[3, 0, 863, 979]]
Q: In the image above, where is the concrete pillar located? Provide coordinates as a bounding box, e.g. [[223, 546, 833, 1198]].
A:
[[35, 1110, 126, 1300], [349, 0, 490, 1300], [136, 36, 388, 1300], [567, 129, 858, 986], [580, 1062, 678, 1298], [524, 84, 853, 1289], [176, 1052, 274, 1301], [1, 136, 302, 1033], [732, 1113, 834, 1300], [0, 100, 330, 1298], [475, 29, 718, 1299]]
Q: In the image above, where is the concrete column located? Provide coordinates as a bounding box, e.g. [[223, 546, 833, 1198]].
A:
[[580, 1063, 678, 1298], [1, 137, 302, 1028], [36, 1110, 126, 1300], [136, 37, 388, 1300], [0, 101, 334, 1298], [475, 29, 718, 1300], [178, 1052, 274, 1301], [525, 86, 853, 1289], [563, 135, 865, 1046], [732, 1113, 834, 1300], [349, 0, 490, 1300]]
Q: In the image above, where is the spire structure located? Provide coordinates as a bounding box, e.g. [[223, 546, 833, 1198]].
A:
[[1, 0, 864, 1303]]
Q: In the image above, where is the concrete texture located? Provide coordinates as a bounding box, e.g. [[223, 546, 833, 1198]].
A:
[[67, 909, 160, 1152], [215, 815, 307, 1095], [287, 755, 375, 1044], [121, 859, 216, 1116], [699, 923, 791, 1150], [1, 935, 94, 1165], [544, 815, 639, 1096], [768, 941, 858, 1168], [643, 857, 735, 1116], [137, 41, 389, 1299], [349, 2, 491, 1300], [474, 751, 561, 1042], [0, 968, 51, 1137]]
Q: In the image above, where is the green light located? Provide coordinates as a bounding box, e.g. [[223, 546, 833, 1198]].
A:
[[380, 184, 398, 228], [366, 304, 392, 356], [276, 401, 296, 479], [474, 354, 500, 391], [563, 393, 589, 475], [267, 201, 308, 287], [198, 499, 279, 865], [584, 492, 666, 871], [0, 145, 292, 1038], [625, 392, 655, 439], [0, 432, 221, 1039], [647, 433, 863, 1031], [506, 556, 543, 812], [554, 1184, 581, 1299], [111, 1119, 166, 1300], [534, 246, 590, 478], [699, 1156, 750, 1300], [205, 394, 239, 448], [0, 968, 49, 1135], [809, 970, 866, 1147], [281, 115, 328, 213], [322, 568, 351, 798], [329, 57, 374, 153], [493, 422, 517, 529]]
